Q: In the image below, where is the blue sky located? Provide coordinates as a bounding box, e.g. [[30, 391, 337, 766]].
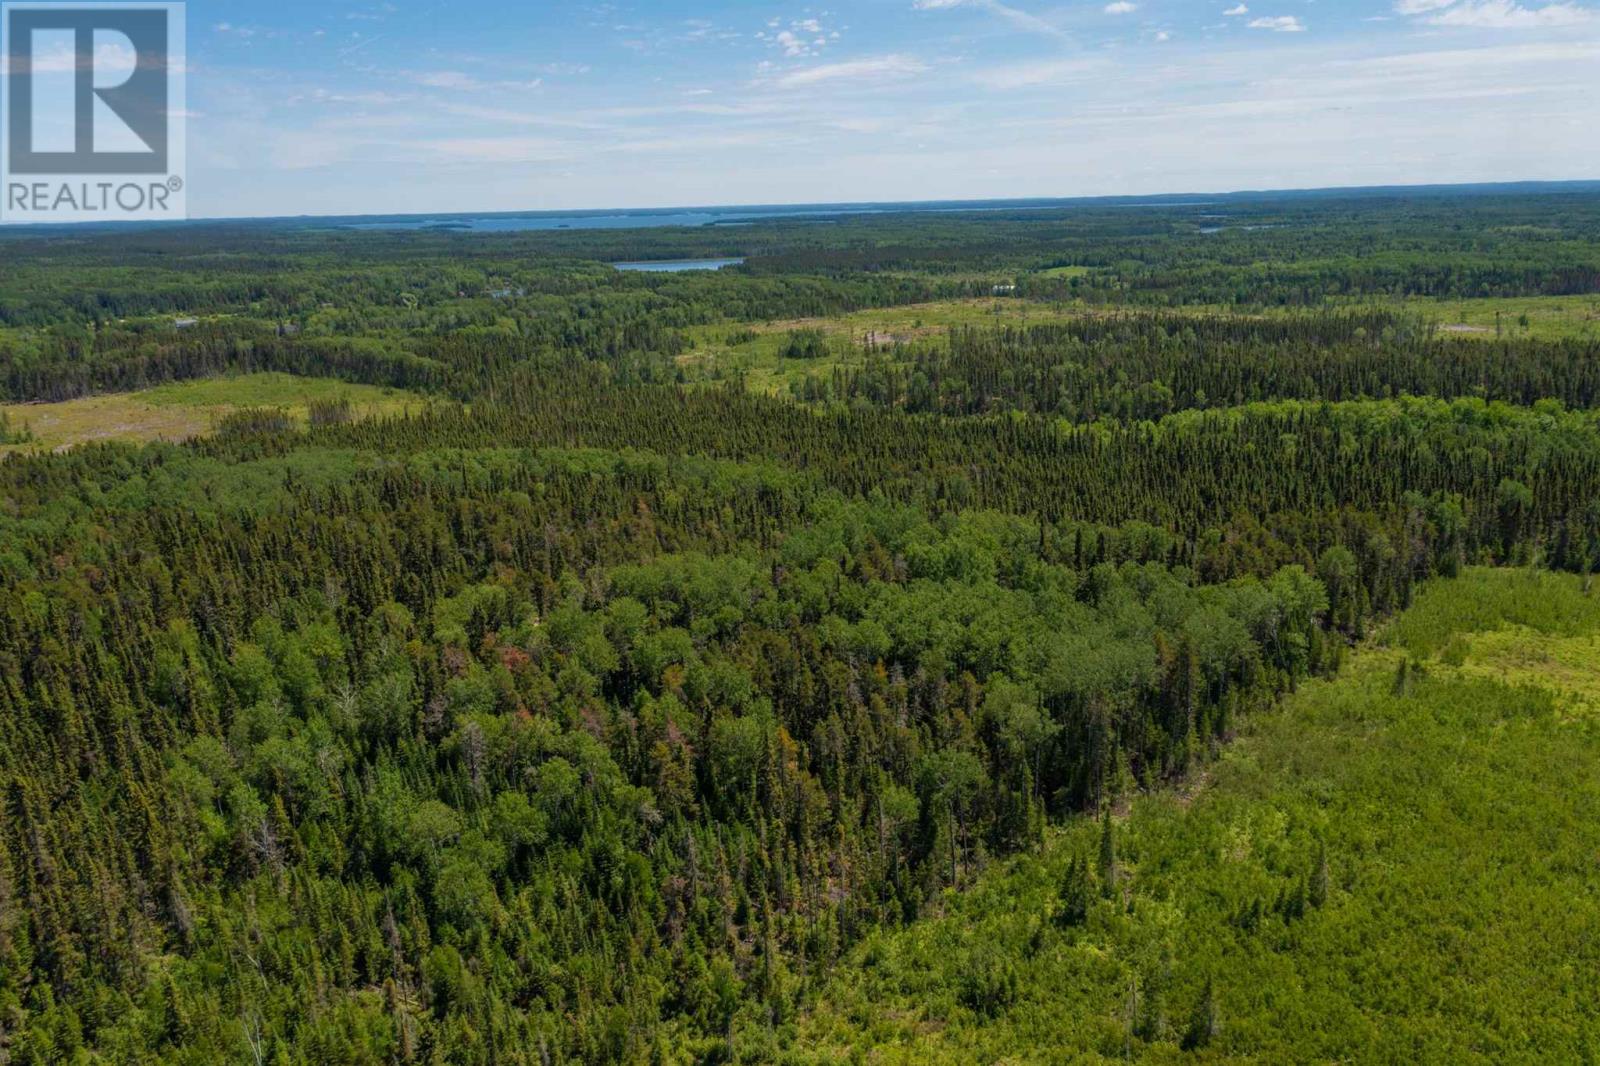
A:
[[184, 0, 1599, 217]]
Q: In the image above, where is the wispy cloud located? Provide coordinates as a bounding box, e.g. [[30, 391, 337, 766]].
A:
[[410, 70, 544, 92], [1249, 15, 1307, 31], [914, 0, 1072, 42], [1410, 0, 1593, 26], [772, 55, 929, 89], [967, 56, 1109, 89]]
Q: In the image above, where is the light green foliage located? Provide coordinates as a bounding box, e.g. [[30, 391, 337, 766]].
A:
[[790, 570, 1600, 1062]]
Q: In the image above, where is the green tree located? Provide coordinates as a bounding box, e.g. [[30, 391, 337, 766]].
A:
[[1183, 980, 1220, 1051], [1057, 856, 1091, 928], [1098, 808, 1118, 899]]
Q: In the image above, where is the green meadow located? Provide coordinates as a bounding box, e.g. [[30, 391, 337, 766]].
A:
[[0, 372, 425, 455]]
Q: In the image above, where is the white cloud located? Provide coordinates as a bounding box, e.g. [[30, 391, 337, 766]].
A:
[[757, 16, 842, 58], [1223, 4, 1250, 14], [20, 37, 139, 73], [1394, 0, 1456, 12], [772, 55, 928, 89], [1105, 1, 1138, 13], [409, 71, 543, 93], [1420, 1, 1593, 25], [774, 30, 807, 56], [1249, 15, 1307, 30]]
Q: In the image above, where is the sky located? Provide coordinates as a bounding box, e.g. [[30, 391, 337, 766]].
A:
[[177, 0, 1600, 217]]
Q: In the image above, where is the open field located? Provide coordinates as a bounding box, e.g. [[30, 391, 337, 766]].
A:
[[789, 570, 1600, 1063], [1036, 265, 1095, 279], [678, 293, 1600, 397], [681, 299, 1135, 394], [1403, 294, 1600, 341], [0, 372, 426, 455]]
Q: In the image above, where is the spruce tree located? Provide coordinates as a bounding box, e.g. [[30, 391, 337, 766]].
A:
[[1310, 844, 1331, 910], [1057, 857, 1090, 928], [1098, 808, 1118, 899], [1183, 980, 1220, 1051]]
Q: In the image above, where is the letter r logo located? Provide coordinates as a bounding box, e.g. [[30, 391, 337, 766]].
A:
[[4, 4, 172, 175]]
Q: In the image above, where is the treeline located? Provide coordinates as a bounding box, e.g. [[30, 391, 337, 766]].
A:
[[0, 323, 446, 402], [257, 379, 1600, 580], [809, 311, 1600, 420], [0, 270, 965, 402], [0, 250, 950, 334]]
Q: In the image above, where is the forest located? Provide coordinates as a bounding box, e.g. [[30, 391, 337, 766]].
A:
[[1, 187, 1599, 1063]]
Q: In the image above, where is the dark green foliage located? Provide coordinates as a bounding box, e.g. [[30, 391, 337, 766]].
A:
[[1182, 979, 1219, 1051], [779, 329, 828, 360], [1056, 855, 1091, 928], [1310, 844, 1330, 910], [1098, 809, 1118, 899], [826, 313, 1600, 420], [0, 445, 1347, 1061]]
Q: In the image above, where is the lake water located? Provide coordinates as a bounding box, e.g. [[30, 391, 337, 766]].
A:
[[1200, 224, 1281, 235], [334, 199, 1257, 235], [344, 208, 881, 233], [613, 258, 745, 273], [332, 199, 1165, 235]]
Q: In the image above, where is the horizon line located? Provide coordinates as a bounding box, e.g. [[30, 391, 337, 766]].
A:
[[5, 177, 1599, 232]]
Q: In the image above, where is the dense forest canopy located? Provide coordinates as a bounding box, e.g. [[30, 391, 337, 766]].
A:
[[1, 187, 1599, 1063]]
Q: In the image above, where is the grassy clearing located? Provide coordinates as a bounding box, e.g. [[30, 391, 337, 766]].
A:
[[1037, 265, 1094, 279], [1384, 568, 1600, 657], [786, 569, 1600, 1064], [1404, 294, 1600, 341], [680, 292, 1600, 398], [680, 299, 1108, 395], [1449, 628, 1600, 716], [0, 372, 425, 455]]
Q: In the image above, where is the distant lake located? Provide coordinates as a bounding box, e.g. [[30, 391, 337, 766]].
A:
[[613, 258, 745, 273], [1200, 224, 1281, 235], [329, 199, 1268, 236], [330, 201, 1133, 235], [344, 207, 882, 233]]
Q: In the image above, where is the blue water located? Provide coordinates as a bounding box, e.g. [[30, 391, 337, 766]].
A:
[[613, 258, 745, 273], [1200, 224, 1281, 235], [342, 200, 1261, 234], [333, 200, 1198, 234], [345, 208, 882, 233]]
